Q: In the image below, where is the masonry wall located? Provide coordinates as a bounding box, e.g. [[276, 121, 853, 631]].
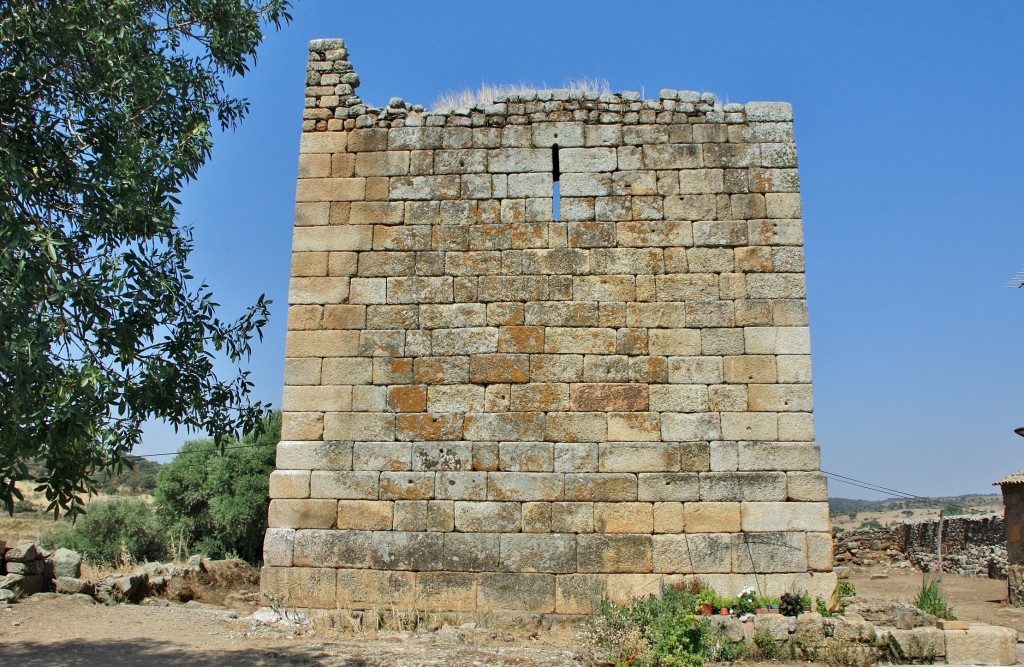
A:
[[262, 38, 835, 625]]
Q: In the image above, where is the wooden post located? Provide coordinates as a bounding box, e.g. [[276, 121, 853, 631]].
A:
[[937, 509, 944, 579]]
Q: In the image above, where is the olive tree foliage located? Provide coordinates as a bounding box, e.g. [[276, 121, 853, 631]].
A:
[[0, 0, 291, 516]]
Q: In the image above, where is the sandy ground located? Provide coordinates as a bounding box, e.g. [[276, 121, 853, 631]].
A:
[[0, 595, 586, 667], [0, 567, 1020, 666]]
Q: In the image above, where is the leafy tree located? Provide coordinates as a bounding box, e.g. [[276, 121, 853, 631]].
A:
[[154, 411, 278, 563], [0, 0, 291, 516]]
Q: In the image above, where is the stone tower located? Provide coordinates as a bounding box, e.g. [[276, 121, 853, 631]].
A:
[[262, 38, 834, 627]]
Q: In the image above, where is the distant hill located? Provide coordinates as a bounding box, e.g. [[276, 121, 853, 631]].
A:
[[829, 493, 1001, 519], [24, 455, 163, 495]]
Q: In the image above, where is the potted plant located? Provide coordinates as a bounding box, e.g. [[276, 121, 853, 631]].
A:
[[734, 587, 757, 616], [779, 592, 802, 617], [696, 589, 716, 615]]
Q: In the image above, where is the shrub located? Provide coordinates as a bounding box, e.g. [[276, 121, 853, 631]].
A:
[[914, 574, 955, 620], [838, 579, 857, 597], [586, 587, 746, 666], [153, 412, 278, 563], [41, 497, 166, 565]]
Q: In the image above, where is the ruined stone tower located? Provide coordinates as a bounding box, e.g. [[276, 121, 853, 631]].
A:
[[262, 38, 834, 626]]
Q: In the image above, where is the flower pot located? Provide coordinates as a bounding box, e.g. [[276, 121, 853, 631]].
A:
[[756, 608, 770, 614], [719, 608, 730, 615], [698, 603, 713, 615]]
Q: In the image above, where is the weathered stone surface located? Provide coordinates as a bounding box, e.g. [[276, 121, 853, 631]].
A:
[[274, 46, 827, 617], [944, 624, 1017, 665], [52, 548, 83, 579]]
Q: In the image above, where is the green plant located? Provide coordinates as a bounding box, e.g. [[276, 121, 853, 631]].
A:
[[914, 575, 955, 620], [816, 596, 833, 617], [586, 587, 746, 667], [753, 628, 783, 660], [838, 580, 857, 597], [779, 592, 802, 617], [0, 0, 289, 517], [153, 412, 278, 563], [40, 497, 167, 564]]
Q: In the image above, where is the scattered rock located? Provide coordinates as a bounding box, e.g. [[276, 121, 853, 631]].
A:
[[4, 542, 39, 562]]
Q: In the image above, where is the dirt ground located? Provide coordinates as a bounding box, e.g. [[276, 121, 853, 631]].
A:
[[0, 566, 1020, 666]]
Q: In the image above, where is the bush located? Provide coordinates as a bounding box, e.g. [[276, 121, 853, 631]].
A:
[[586, 587, 746, 666], [153, 412, 278, 563], [41, 497, 167, 565]]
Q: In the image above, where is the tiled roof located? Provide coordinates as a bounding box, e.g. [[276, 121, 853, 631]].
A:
[[995, 469, 1024, 486]]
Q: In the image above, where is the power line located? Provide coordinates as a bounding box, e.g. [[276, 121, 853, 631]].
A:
[[820, 469, 928, 501]]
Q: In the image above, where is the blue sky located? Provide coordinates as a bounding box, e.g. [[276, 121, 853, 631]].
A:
[[146, 1, 1024, 500]]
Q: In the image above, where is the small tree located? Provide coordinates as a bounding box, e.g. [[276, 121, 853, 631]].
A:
[[0, 0, 291, 516], [154, 411, 278, 563]]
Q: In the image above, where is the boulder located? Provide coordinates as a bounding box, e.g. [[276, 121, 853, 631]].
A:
[[52, 548, 83, 579], [56, 577, 96, 597], [752, 613, 792, 640], [0, 573, 25, 590], [109, 572, 149, 603], [4, 542, 39, 562], [6, 560, 44, 575], [0, 589, 17, 603]]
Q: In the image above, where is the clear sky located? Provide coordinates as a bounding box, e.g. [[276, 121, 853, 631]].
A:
[[143, 1, 1024, 500]]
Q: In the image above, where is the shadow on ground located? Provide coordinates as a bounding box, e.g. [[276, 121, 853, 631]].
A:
[[0, 639, 344, 667]]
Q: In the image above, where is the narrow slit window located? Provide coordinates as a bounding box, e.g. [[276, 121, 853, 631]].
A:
[[551, 143, 560, 221]]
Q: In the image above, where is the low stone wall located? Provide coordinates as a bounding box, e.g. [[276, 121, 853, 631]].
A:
[[833, 514, 1006, 578]]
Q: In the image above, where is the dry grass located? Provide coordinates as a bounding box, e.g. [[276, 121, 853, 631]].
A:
[[431, 77, 612, 112]]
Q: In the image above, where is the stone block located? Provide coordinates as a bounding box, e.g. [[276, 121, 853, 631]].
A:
[[487, 472, 563, 501], [454, 502, 521, 532], [552, 442, 598, 475], [661, 412, 722, 441], [741, 501, 830, 532], [379, 471, 435, 500], [682, 502, 741, 532], [601, 443, 679, 473], [637, 473, 699, 502], [277, 441, 353, 471], [605, 574, 664, 605], [268, 499, 337, 529], [606, 411, 663, 442], [721, 412, 778, 440], [478, 573, 555, 612], [564, 473, 636, 501], [500, 534, 577, 573], [323, 413, 395, 441], [263, 528, 295, 567], [310, 470, 379, 499], [427, 500, 455, 532], [653, 533, 732, 573], [732, 531, 807, 573], [337, 500, 393, 530], [352, 442, 410, 471], [944, 624, 1018, 665], [578, 534, 653, 573], [369, 532, 444, 571], [549, 501, 595, 535], [337, 569, 417, 609], [393, 500, 428, 531], [436, 471, 487, 500], [806, 532, 833, 571], [594, 503, 653, 534], [738, 442, 820, 471], [556, 574, 606, 614], [269, 470, 311, 499], [286, 567, 337, 609], [699, 472, 787, 502], [545, 413, 607, 442], [787, 471, 828, 501], [499, 442, 554, 472]]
